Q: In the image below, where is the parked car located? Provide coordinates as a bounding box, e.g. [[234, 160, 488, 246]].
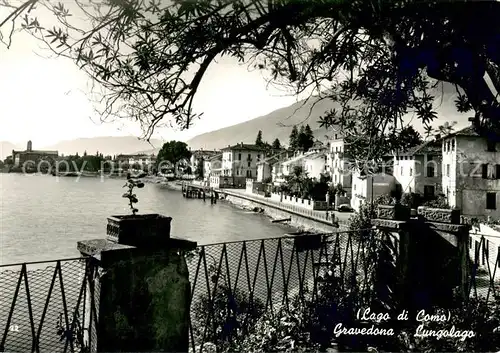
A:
[[337, 204, 353, 212]]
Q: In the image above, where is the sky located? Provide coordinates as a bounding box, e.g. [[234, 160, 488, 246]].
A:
[[0, 7, 302, 148]]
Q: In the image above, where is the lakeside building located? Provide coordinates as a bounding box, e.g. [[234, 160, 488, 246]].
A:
[[279, 151, 313, 178], [303, 152, 328, 180], [115, 154, 156, 167], [208, 154, 223, 187], [351, 171, 401, 212], [189, 149, 219, 176], [220, 143, 267, 187], [256, 149, 293, 183], [442, 123, 500, 218], [310, 140, 328, 153], [393, 139, 443, 199], [327, 133, 353, 196], [11, 140, 58, 167]]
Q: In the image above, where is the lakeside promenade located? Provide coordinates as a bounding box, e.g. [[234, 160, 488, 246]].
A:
[[214, 188, 353, 227]]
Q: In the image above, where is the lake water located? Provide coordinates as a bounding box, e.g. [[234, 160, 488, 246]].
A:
[[0, 173, 294, 265]]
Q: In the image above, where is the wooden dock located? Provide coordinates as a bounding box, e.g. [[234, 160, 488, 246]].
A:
[[181, 183, 219, 203]]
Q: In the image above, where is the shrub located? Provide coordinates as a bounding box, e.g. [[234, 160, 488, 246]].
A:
[[191, 264, 265, 351], [421, 195, 451, 209], [238, 293, 321, 353], [401, 192, 422, 209]]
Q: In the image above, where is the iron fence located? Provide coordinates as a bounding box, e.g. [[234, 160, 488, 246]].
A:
[[0, 257, 100, 353], [468, 233, 500, 302], [186, 229, 395, 353], [0, 229, 399, 353]]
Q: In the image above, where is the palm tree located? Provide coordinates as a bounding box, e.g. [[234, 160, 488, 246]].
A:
[[437, 121, 457, 137]]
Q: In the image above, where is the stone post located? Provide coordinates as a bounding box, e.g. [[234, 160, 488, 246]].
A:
[[77, 234, 196, 352], [456, 225, 471, 301], [416, 206, 470, 303]]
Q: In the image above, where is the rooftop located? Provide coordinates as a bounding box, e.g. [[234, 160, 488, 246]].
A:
[[117, 153, 155, 158], [13, 149, 58, 155], [221, 143, 267, 152], [305, 152, 327, 160], [281, 151, 317, 165], [257, 150, 293, 165], [397, 140, 442, 156], [191, 150, 219, 156], [444, 126, 480, 138], [208, 154, 222, 161]]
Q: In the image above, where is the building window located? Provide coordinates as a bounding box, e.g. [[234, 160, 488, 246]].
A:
[[247, 161, 251, 167], [424, 185, 435, 199], [409, 168, 413, 176], [487, 140, 497, 152], [238, 153, 241, 160], [446, 164, 450, 177], [496, 165, 500, 179], [487, 192, 497, 210], [451, 139, 455, 151], [335, 134, 338, 139], [427, 164, 435, 177], [482, 164, 488, 179]]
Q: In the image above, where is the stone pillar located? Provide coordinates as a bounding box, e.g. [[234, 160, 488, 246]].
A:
[[77, 235, 196, 352], [416, 206, 470, 304], [456, 225, 471, 301]]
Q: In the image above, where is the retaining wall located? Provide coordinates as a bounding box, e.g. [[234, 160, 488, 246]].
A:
[[224, 194, 349, 233]]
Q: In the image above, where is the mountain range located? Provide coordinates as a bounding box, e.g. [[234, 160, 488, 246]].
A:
[[0, 82, 471, 160], [182, 82, 470, 152]]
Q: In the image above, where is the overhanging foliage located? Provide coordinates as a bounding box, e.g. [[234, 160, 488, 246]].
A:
[[3, 0, 500, 160]]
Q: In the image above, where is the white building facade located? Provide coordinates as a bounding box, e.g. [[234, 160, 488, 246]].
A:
[[442, 126, 500, 218], [328, 134, 352, 196], [393, 140, 442, 198]]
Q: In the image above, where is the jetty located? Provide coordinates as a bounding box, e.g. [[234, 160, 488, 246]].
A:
[[181, 183, 219, 204]]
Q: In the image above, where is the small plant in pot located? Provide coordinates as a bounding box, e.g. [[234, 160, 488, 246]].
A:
[[123, 177, 145, 215], [106, 176, 172, 247]]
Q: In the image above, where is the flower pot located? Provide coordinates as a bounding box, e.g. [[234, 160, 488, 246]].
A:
[[377, 204, 410, 221], [106, 214, 172, 247], [417, 207, 460, 224], [294, 233, 322, 252]]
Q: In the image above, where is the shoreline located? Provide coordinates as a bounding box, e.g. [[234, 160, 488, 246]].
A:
[[156, 180, 333, 234]]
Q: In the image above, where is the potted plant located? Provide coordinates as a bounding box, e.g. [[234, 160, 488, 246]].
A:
[[377, 203, 410, 221], [106, 177, 172, 247]]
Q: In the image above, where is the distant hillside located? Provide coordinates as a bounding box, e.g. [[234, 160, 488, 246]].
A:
[[39, 136, 164, 157], [185, 98, 334, 151], [182, 82, 470, 152]]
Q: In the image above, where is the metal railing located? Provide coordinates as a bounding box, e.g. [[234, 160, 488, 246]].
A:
[[1, 229, 398, 353], [186, 229, 393, 353], [0, 257, 100, 353], [468, 233, 500, 302], [219, 189, 349, 227]]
